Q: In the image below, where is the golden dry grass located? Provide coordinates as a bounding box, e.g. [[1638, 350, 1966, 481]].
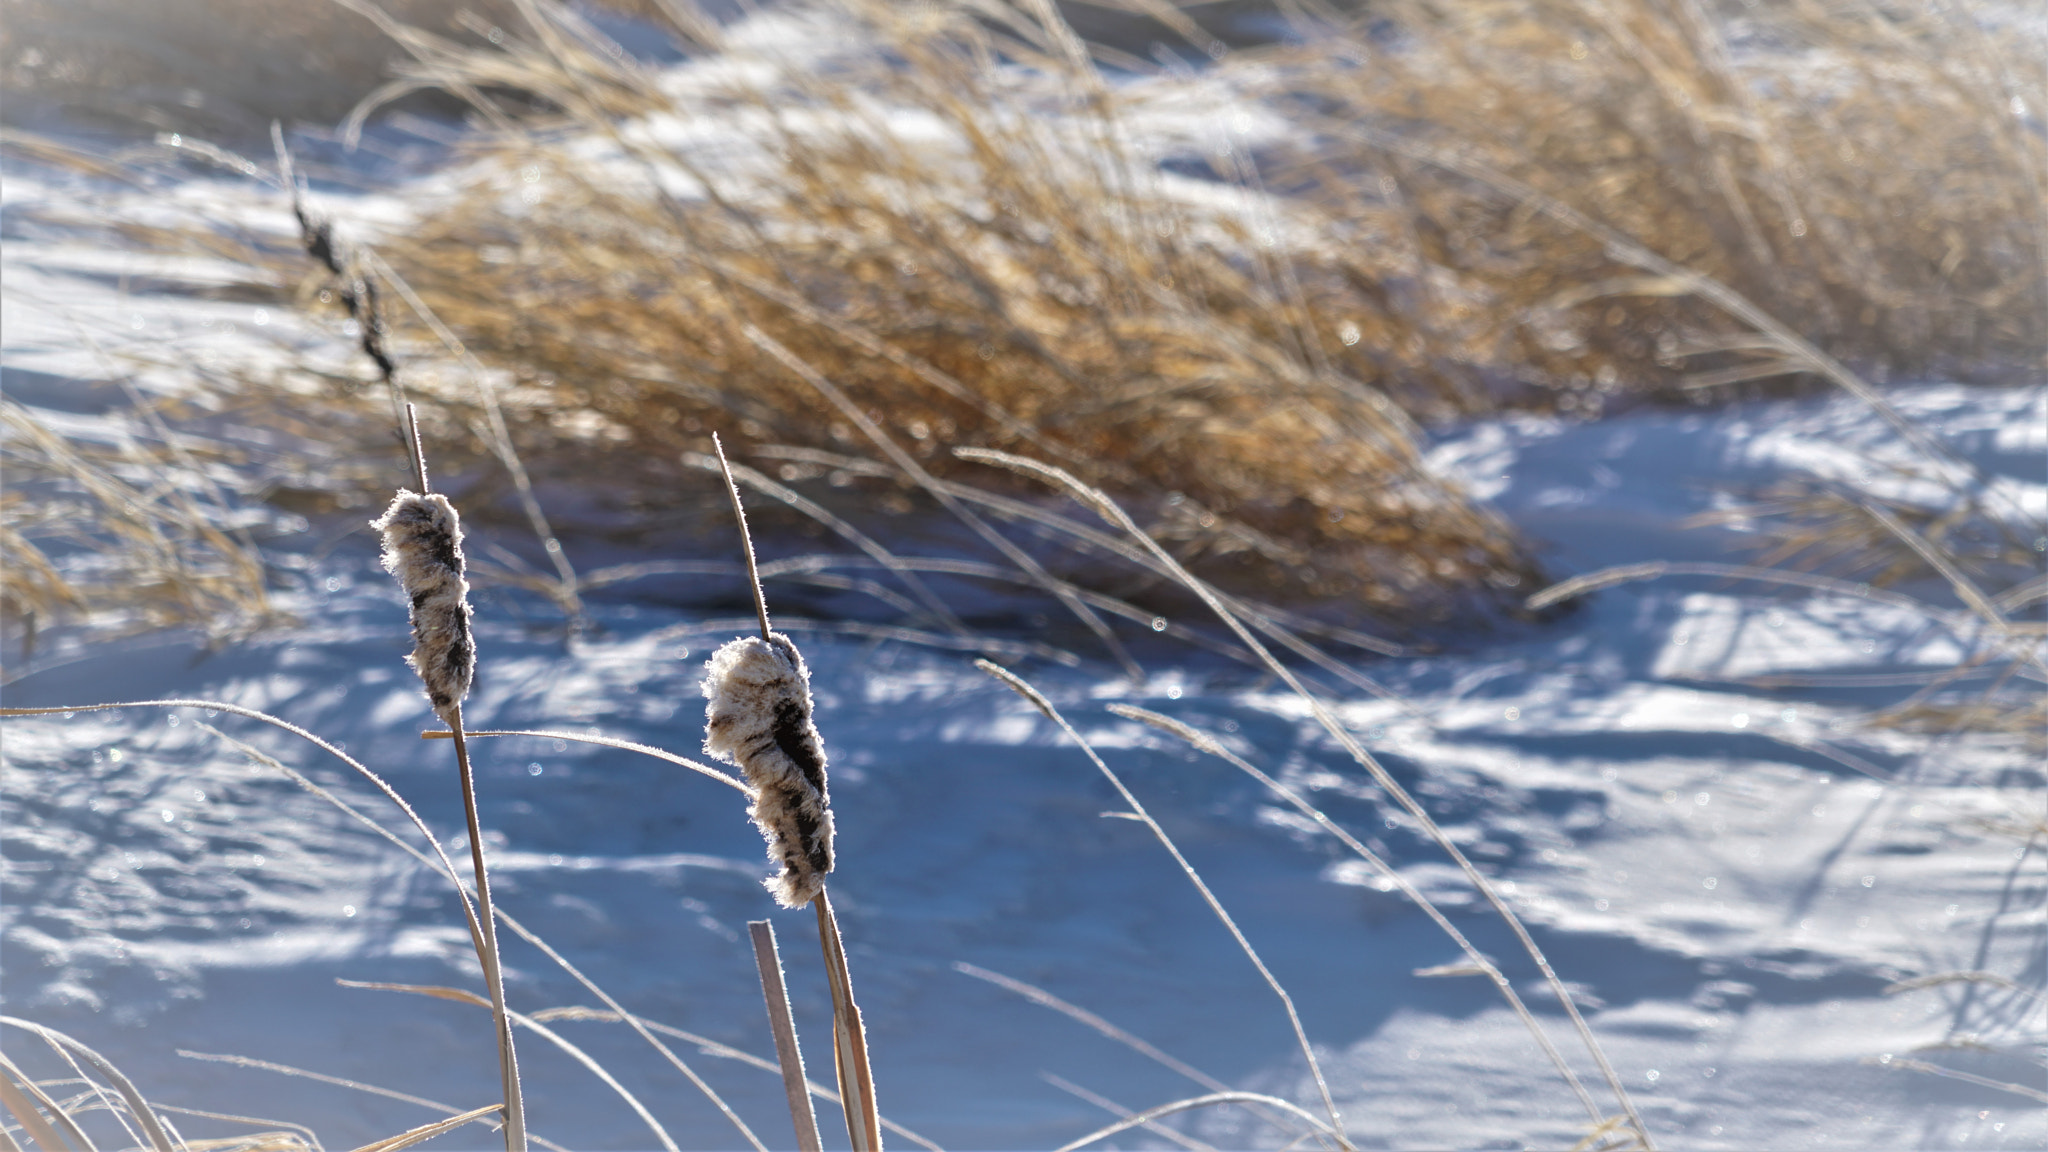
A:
[[1268, 0, 2047, 402], [277, 0, 2038, 628], [4, 0, 2041, 648], [0, 398, 280, 649]]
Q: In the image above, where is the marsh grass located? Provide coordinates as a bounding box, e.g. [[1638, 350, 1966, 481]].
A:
[[1275, 0, 2046, 393], [0, 0, 2042, 1146], [0, 397, 278, 656], [271, 0, 2039, 623], [318, 0, 1545, 627], [9, 0, 2043, 654]]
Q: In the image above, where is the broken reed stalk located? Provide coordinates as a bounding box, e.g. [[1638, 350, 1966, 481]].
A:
[[371, 408, 525, 1152], [750, 921, 826, 1152], [705, 438, 882, 1150], [0, 1054, 78, 1152]]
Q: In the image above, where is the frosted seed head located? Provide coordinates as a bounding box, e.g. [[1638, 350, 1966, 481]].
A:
[[702, 632, 834, 907], [371, 490, 475, 720]]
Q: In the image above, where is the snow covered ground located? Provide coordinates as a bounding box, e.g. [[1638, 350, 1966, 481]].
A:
[[3, 19, 2046, 1150], [5, 339, 2041, 1149]]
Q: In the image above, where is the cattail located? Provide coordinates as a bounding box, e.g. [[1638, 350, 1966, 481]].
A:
[[371, 490, 475, 720], [703, 632, 834, 908]]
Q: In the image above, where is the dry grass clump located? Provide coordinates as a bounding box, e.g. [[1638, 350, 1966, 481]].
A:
[[0, 398, 279, 654], [1710, 465, 2043, 748], [311, 0, 1548, 626], [282, 0, 2041, 629], [19, 1, 2039, 639], [1262, 0, 2046, 407]]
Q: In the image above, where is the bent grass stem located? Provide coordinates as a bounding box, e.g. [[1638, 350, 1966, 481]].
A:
[[973, 659, 1354, 1151]]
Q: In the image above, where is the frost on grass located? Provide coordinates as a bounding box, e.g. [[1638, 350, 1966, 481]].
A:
[[702, 632, 835, 908], [371, 490, 475, 721]]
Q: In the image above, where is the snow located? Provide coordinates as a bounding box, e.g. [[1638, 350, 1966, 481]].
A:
[[4, 32, 2045, 1152], [6, 363, 2039, 1148]]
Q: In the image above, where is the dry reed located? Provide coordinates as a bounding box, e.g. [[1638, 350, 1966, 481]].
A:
[[1, 398, 278, 657], [273, 0, 1550, 628]]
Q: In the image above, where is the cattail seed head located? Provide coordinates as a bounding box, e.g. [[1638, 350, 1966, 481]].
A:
[[702, 632, 834, 908], [371, 490, 475, 721]]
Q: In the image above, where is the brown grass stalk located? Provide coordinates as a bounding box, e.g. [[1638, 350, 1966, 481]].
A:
[[335, 981, 679, 1152], [180, 1048, 535, 1148], [1050, 1091, 1344, 1152], [347, 1102, 507, 1152]]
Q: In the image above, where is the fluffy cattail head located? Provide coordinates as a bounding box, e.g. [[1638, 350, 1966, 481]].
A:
[[371, 490, 475, 721], [702, 632, 834, 908]]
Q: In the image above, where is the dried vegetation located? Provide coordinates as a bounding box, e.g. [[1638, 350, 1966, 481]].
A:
[[4, 0, 2043, 653], [0, 3, 2039, 1144], [318, 0, 2042, 624]]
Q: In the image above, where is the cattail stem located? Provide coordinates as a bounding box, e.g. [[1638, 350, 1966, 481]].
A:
[[814, 891, 881, 1152], [749, 920, 825, 1152], [369, 389, 519, 1147], [403, 402, 430, 494], [449, 707, 526, 1152], [713, 432, 773, 642]]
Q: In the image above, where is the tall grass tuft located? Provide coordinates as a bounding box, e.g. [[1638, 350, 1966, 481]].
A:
[[291, 0, 1549, 627], [13, 1, 2039, 645], [259, 0, 2035, 633], [1270, 0, 2046, 400], [1, 397, 278, 656]]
